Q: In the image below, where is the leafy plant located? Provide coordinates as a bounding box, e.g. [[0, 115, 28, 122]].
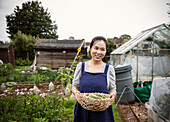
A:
[[15, 57, 33, 66], [0, 93, 63, 121], [34, 74, 40, 87], [33, 117, 48, 122], [63, 98, 76, 122], [56, 67, 74, 83], [0, 63, 13, 76]]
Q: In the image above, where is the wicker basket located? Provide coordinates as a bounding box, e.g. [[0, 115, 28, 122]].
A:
[[76, 92, 114, 111]]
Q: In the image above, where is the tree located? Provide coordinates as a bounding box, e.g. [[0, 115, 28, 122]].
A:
[[120, 34, 131, 40], [11, 31, 37, 63], [119, 34, 131, 46], [107, 34, 131, 54], [6, 1, 58, 39], [107, 38, 116, 55], [69, 36, 75, 40], [0, 41, 4, 44]]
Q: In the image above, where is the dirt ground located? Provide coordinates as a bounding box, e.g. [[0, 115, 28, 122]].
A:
[[118, 103, 153, 122], [0, 82, 63, 95]]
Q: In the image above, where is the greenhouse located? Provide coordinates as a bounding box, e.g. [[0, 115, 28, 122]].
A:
[[110, 23, 170, 82]]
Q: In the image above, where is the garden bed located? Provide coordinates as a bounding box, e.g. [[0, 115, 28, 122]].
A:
[[0, 81, 75, 122], [118, 103, 153, 122], [1, 81, 153, 122], [0, 82, 63, 97], [18, 82, 62, 92]]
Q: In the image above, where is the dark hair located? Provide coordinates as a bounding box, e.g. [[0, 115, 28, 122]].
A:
[[90, 36, 108, 50]]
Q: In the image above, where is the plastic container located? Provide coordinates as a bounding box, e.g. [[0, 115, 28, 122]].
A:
[[145, 102, 168, 122], [149, 77, 170, 121], [115, 64, 135, 103]]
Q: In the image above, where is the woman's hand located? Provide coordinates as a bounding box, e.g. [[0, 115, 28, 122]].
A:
[[75, 90, 80, 101], [109, 91, 116, 105], [71, 87, 80, 101], [109, 93, 115, 98]]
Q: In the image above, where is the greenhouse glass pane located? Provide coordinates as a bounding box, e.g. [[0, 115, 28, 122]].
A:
[[154, 27, 170, 40]]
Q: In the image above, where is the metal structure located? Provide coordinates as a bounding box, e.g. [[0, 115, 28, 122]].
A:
[[110, 23, 170, 82]]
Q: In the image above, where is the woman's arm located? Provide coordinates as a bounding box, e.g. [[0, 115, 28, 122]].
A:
[[109, 65, 117, 98], [71, 87, 80, 95], [71, 62, 82, 95]]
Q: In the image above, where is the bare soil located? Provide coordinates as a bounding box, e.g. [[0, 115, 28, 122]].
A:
[[118, 104, 153, 122], [0, 82, 63, 95]]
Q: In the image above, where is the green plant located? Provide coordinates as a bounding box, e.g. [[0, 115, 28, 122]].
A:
[[63, 98, 76, 122], [6, 82, 17, 87], [56, 67, 74, 83], [64, 98, 76, 108], [22, 93, 62, 121], [0, 93, 63, 121], [33, 74, 40, 87], [15, 58, 32, 66], [77, 54, 86, 62], [112, 101, 123, 122], [0, 63, 13, 76], [14, 66, 30, 71], [33, 117, 48, 122], [0, 95, 22, 122], [0, 65, 59, 83], [6, 1, 58, 39]]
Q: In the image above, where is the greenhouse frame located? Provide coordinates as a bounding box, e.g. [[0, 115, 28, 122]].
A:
[[110, 23, 170, 82]]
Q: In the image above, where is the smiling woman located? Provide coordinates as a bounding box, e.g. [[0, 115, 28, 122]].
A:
[[71, 36, 117, 122], [90, 36, 107, 62]]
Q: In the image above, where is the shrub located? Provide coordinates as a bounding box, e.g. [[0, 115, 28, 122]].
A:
[[0, 63, 13, 76], [0, 93, 63, 121], [15, 58, 32, 66]]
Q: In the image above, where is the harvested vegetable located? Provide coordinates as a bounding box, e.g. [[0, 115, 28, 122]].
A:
[[88, 94, 101, 99], [88, 94, 106, 99]]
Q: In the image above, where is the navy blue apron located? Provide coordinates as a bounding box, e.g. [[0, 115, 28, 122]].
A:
[[74, 62, 115, 122]]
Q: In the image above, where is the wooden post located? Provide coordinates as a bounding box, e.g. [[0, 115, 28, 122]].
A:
[[118, 55, 121, 64], [33, 52, 37, 71], [69, 39, 85, 72], [8, 49, 10, 64], [72, 39, 85, 66]]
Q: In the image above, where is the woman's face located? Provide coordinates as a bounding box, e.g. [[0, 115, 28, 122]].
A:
[[90, 40, 107, 62]]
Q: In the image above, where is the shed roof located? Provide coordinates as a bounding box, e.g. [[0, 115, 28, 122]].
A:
[[111, 23, 170, 55], [0, 44, 11, 49], [33, 39, 84, 49]]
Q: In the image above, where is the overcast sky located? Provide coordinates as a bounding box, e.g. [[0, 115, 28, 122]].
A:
[[0, 0, 169, 42]]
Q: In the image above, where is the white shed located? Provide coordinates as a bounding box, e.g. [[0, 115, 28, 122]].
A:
[[110, 23, 170, 82]]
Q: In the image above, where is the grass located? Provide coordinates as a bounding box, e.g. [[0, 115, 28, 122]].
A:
[[14, 66, 30, 71], [113, 101, 123, 122]]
